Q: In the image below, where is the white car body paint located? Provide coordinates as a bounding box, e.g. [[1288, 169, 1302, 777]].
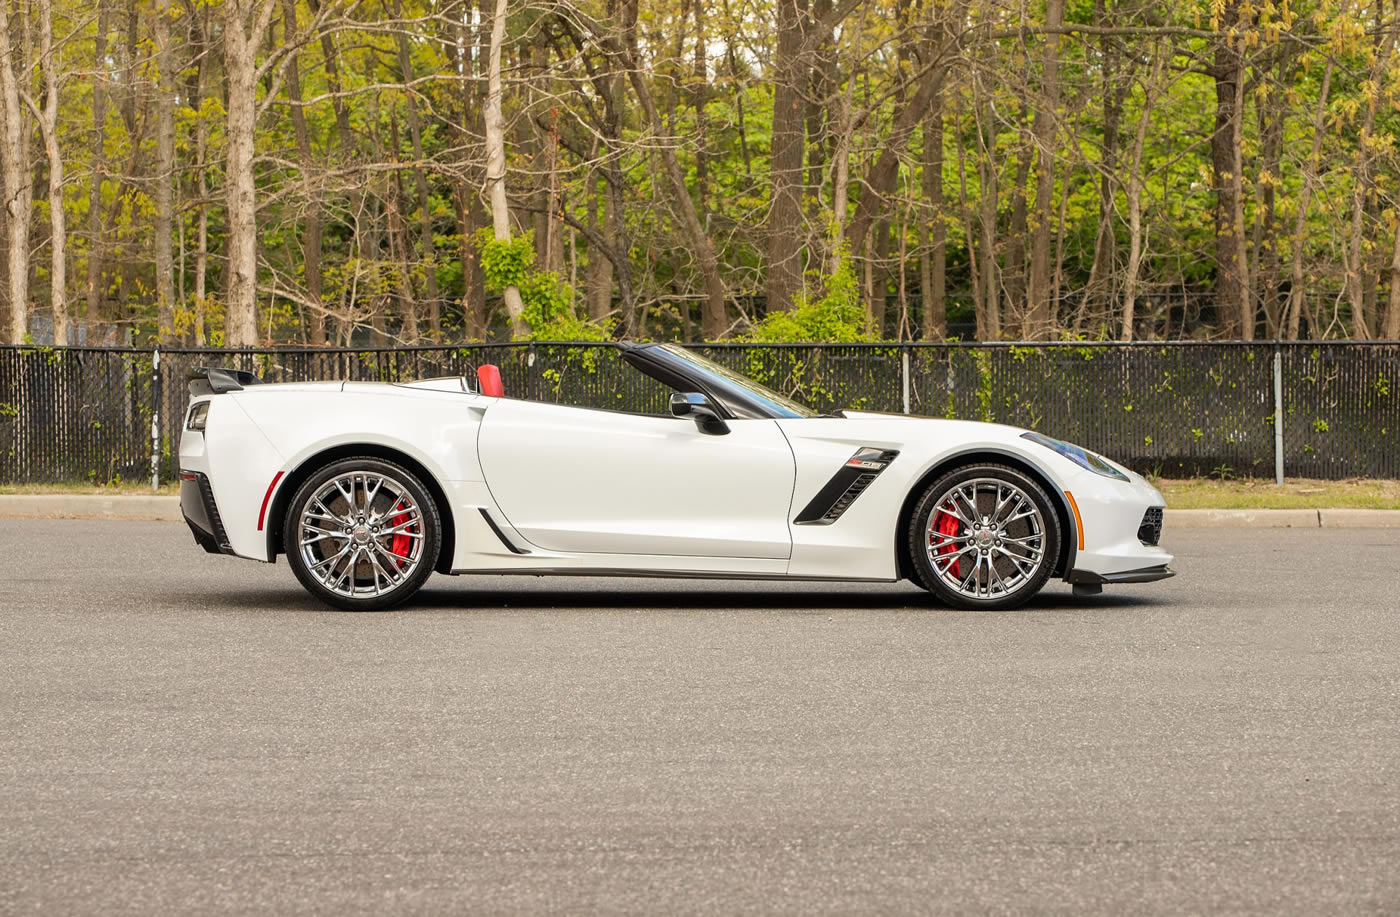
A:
[[178, 356, 1173, 596]]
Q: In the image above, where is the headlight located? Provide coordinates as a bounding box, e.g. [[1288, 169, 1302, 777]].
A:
[[1020, 431, 1128, 481], [186, 401, 210, 432]]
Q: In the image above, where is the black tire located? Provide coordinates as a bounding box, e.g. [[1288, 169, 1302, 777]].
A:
[[283, 457, 442, 611], [906, 463, 1061, 610]]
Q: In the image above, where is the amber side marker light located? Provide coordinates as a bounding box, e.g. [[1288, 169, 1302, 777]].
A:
[[1064, 490, 1086, 551]]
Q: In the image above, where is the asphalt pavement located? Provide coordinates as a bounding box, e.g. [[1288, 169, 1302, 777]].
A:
[[2, 520, 1398, 915]]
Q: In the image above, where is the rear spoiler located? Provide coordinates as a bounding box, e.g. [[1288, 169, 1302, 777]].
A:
[[189, 366, 263, 396]]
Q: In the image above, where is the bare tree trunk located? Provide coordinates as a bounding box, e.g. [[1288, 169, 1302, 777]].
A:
[[828, 19, 857, 271], [393, 14, 439, 339], [388, 169, 419, 343], [1025, 0, 1065, 340], [1229, 63, 1251, 339], [454, 1, 486, 339], [1003, 138, 1031, 334], [1211, 7, 1250, 339], [1254, 52, 1290, 338], [585, 180, 613, 321], [33, 0, 67, 344], [1085, 0, 1121, 326], [192, 8, 210, 346], [153, 0, 176, 340], [617, 49, 726, 338], [973, 94, 1000, 340], [0, 0, 31, 344], [845, 63, 947, 273], [1285, 63, 1330, 340], [919, 94, 945, 341], [1386, 218, 1400, 340], [765, 0, 808, 314], [484, 0, 526, 335], [85, 0, 109, 340], [1120, 52, 1164, 341], [1345, 10, 1398, 339], [221, 0, 275, 347], [282, 0, 326, 345]]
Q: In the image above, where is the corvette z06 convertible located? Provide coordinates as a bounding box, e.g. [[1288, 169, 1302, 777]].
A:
[[179, 343, 1173, 611]]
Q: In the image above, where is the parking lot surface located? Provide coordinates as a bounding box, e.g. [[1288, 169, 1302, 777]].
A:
[[1, 519, 1397, 915]]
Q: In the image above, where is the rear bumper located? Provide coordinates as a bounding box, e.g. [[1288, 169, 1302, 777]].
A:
[[180, 470, 235, 555]]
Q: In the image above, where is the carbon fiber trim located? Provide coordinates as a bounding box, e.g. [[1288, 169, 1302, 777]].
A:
[[181, 470, 234, 554], [479, 508, 530, 554]]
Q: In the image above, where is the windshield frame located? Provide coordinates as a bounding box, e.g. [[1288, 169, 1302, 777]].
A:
[[619, 343, 819, 420]]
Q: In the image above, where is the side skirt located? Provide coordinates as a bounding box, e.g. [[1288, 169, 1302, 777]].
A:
[[447, 566, 898, 583]]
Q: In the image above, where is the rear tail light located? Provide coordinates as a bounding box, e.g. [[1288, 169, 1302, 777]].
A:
[[186, 401, 210, 431]]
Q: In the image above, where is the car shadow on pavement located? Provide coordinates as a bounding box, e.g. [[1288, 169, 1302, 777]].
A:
[[178, 585, 1168, 614]]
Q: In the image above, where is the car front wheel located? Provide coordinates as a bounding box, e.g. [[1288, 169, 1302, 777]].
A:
[[284, 458, 441, 611], [906, 464, 1061, 610]]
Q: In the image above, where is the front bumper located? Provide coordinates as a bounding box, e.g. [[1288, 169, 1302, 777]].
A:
[[180, 470, 235, 555], [1063, 466, 1174, 581]]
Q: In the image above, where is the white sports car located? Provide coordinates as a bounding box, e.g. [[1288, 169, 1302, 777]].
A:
[[178, 343, 1173, 611]]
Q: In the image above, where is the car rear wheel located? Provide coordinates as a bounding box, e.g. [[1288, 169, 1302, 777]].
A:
[[284, 458, 441, 611], [906, 464, 1060, 610]]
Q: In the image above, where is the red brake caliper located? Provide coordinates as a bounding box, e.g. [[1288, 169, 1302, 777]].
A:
[[389, 500, 412, 567], [933, 506, 963, 580]]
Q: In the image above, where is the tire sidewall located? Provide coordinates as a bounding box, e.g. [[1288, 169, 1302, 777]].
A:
[[907, 463, 1061, 610], [283, 457, 442, 611]]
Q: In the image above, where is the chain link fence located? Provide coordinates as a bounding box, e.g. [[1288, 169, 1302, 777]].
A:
[[2, 342, 1397, 484]]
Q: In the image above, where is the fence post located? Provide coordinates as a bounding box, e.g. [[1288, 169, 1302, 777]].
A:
[[901, 345, 911, 415], [1273, 344, 1284, 485], [527, 342, 539, 401], [150, 345, 162, 490]]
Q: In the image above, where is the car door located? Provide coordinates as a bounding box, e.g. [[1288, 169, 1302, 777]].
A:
[[476, 399, 796, 559]]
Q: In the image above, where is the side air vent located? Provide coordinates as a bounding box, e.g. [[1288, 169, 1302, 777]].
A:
[[1138, 506, 1164, 546], [794, 448, 900, 525]]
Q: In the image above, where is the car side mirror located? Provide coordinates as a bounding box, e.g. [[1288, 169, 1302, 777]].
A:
[[670, 392, 730, 435]]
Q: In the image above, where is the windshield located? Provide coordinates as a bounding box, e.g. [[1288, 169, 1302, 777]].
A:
[[656, 344, 818, 418]]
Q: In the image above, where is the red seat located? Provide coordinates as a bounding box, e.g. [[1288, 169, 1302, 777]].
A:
[[477, 363, 504, 397]]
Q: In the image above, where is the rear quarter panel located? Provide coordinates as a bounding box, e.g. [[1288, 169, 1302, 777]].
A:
[[193, 384, 487, 561]]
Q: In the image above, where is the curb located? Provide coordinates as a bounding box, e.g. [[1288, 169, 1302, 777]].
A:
[[3, 495, 1400, 528], [1165, 508, 1400, 528], [0, 494, 183, 521]]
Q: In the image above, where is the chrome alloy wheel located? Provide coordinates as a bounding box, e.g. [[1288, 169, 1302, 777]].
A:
[[296, 470, 426, 600], [924, 477, 1048, 601]]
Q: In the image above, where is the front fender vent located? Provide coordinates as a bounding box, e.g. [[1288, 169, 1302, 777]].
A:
[[794, 448, 899, 525]]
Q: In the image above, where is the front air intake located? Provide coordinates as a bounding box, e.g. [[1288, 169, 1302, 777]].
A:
[[1138, 507, 1164, 546]]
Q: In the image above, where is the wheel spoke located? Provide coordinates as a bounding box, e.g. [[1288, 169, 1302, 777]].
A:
[[301, 532, 347, 546], [933, 543, 976, 573], [958, 562, 979, 594], [1001, 541, 1043, 560], [993, 492, 1024, 527], [377, 516, 421, 536], [996, 547, 1037, 575], [369, 542, 407, 583], [987, 558, 1006, 594], [310, 542, 353, 571]]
